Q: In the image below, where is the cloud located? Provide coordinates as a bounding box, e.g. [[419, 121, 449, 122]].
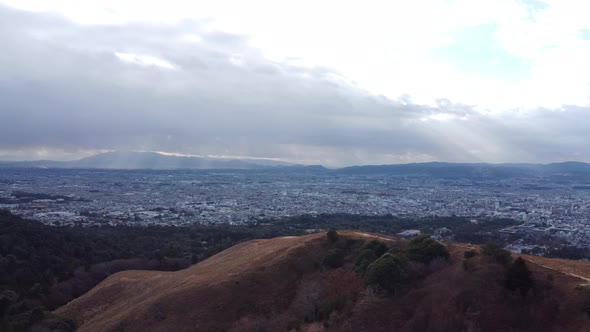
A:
[[114, 52, 178, 70], [3, 0, 590, 108], [0, 5, 589, 166]]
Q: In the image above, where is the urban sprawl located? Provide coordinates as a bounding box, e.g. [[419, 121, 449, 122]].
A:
[[2, 168, 590, 249]]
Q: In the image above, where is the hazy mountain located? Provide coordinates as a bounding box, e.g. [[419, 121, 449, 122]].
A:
[[336, 161, 590, 178], [0, 152, 589, 177], [0, 151, 296, 170], [67, 151, 287, 170]]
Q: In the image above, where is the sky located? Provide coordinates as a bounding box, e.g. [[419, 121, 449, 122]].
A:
[[0, 0, 589, 166]]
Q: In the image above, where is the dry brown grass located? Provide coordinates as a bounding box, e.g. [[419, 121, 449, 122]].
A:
[[56, 233, 333, 332], [56, 232, 590, 332]]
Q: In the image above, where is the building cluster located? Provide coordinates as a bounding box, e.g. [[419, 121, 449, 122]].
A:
[[1, 168, 590, 247]]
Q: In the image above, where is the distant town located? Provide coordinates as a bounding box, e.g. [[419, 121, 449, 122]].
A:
[[2, 165, 590, 251]]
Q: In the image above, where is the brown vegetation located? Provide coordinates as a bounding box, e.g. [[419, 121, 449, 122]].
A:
[[56, 232, 590, 332]]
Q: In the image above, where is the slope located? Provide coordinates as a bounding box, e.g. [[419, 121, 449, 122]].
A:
[[55, 232, 335, 331], [56, 232, 590, 332]]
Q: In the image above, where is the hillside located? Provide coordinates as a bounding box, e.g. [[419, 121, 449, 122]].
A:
[[0, 210, 300, 332], [55, 233, 333, 331], [55, 232, 590, 332]]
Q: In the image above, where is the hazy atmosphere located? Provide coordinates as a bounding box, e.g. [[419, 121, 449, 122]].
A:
[[1, 0, 589, 166]]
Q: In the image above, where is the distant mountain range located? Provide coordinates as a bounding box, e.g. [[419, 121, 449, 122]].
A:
[[1, 152, 590, 178], [0, 151, 296, 170], [335, 161, 590, 178]]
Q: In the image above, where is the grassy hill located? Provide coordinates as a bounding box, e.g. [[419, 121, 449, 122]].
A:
[[55, 231, 590, 332], [0, 210, 296, 332]]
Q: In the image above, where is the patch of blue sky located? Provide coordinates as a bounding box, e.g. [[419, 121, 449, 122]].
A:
[[518, 0, 548, 18], [433, 23, 531, 83]]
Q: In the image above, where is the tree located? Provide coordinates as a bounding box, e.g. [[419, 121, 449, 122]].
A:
[[354, 249, 378, 274], [406, 235, 449, 264], [354, 240, 388, 274], [360, 240, 388, 257], [327, 229, 338, 243], [482, 242, 512, 266], [504, 257, 534, 296], [366, 253, 409, 294]]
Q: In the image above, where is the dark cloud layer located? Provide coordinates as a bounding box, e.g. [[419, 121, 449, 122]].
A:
[[1, 5, 589, 166]]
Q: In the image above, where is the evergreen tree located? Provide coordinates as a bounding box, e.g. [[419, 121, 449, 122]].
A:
[[327, 229, 339, 243], [504, 257, 534, 296]]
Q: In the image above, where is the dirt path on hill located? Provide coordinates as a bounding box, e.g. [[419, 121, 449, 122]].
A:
[[353, 231, 396, 242], [522, 256, 590, 287]]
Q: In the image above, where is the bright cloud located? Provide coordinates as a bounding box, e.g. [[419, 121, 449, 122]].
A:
[[115, 52, 178, 70], [2, 0, 590, 109], [0, 1, 589, 165]]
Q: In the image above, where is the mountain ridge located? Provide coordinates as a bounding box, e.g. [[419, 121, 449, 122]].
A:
[[1, 152, 590, 178], [0, 151, 296, 170]]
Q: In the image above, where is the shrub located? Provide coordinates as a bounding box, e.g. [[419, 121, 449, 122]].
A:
[[366, 253, 409, 294], [318, 295, 345, 321], [406, 235, 449, 264], [504, 257, 534, 296]]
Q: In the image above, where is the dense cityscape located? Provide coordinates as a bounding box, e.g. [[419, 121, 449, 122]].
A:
[[2, 167, 590, 249]]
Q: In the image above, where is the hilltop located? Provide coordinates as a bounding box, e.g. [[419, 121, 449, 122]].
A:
[[55, 231, 590, 332]]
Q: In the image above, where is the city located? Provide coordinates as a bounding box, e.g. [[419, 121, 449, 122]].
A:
[[2, 167, 590, 249]]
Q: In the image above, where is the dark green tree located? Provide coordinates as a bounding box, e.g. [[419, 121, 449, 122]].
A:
[[504, 257, 534, 296], [327, 229, 339, 243], [360, 240, 388, 257], [366, 253, 409, 294], [406, 235, 449, 264], [354, 249, 378, 274]]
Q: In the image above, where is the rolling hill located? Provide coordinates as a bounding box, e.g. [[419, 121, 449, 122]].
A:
[[55, 232, 590, 332]]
